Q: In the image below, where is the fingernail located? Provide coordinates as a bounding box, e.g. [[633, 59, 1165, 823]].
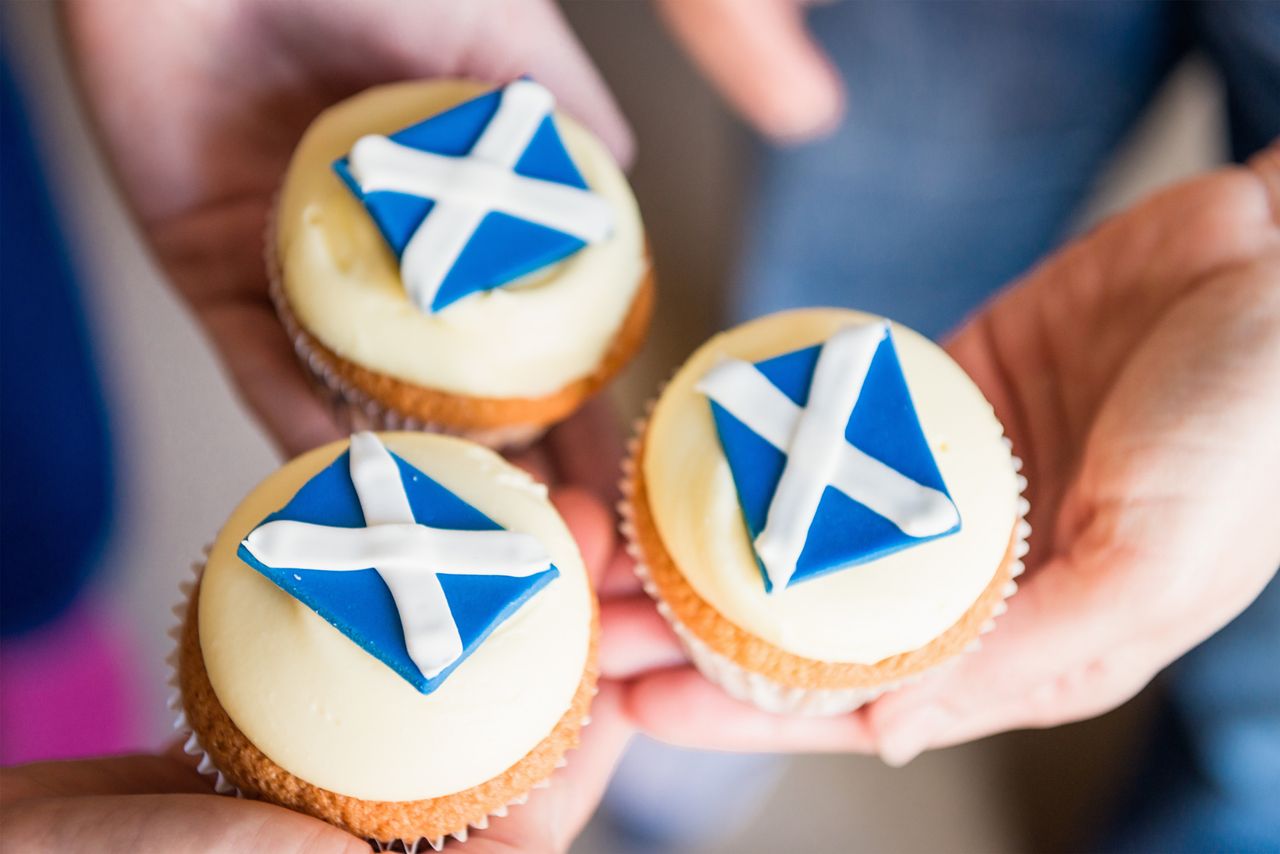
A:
[[761, 78, 843, 142], [764, 95, 841, 142], [878, 705, 950, 768]]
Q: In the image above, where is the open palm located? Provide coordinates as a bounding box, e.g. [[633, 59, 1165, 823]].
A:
[[606, 147, 1280, 764], [62, 0, 630, 458]]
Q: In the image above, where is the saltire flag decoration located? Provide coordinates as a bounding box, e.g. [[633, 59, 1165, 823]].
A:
[[698, 322, 961, 593], [334, 79, 614, 313], [239, 432, 558, 693]]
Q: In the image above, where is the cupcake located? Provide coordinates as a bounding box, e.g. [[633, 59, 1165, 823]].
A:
[[272, 79, 653, 447], [622, 309, 1029, 716], [172, 431, 598, 848]]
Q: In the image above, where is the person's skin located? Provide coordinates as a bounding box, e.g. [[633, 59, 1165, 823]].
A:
[[60, 0, 633, 462], [602, 146, 1280, 765], [52, 6, 639, 850], [654, 0, 843, 141], [0, 490, 632, 854], [57, 0, 1280, 806]]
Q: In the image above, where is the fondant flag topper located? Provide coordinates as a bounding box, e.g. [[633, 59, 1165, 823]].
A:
[[239, 432, 559, 693], [334, 79, 615, 313], [698, 322, 961, 593]]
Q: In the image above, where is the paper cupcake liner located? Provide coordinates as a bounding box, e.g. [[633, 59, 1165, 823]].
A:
[[618, 397, 1031, 717], [167, 556, 594, 851], [264, 232, 546, 451]]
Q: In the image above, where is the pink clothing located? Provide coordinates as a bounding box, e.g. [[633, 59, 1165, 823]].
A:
[[0, 604, 141, 764]]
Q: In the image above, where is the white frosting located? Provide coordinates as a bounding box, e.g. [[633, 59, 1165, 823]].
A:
[[277, 80, 646, 398], [347, 80, 614, 313], [698, 322, 959, 591], [240, 432, 554, 680], [646, 309, 1016, 664], [199, 433, 592, 802]]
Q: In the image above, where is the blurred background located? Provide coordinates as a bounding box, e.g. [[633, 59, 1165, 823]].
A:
[[1, 1, 1234, 851]]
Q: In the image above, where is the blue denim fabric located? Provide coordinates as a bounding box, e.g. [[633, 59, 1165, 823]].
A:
[[735, 1, 1188, 335], [729, 2, 1280, 851], [1110, 581, 1280, 853], [1170, 579, 1280, 850]]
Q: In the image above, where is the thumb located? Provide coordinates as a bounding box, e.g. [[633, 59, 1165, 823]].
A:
[[464, 681, 634, 854], [656, 0, 843, 141], [476, 0, 636, 168], [544, 397, 627, 508], [1248, 141, 1280, 224], [0, 793, 368, 853], [550, 487, 616, 589], [864, 555, 1154, 767]]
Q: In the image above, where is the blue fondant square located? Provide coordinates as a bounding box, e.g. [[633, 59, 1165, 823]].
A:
[[332, 83, 592, 312], [708, 329, 960, 592], [237, 450, 558, 694]]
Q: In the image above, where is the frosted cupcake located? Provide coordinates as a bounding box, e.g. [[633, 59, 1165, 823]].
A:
[[623, 309, 1029, 715], [173, 432, 597, 847], [272, 79, 653, 447]]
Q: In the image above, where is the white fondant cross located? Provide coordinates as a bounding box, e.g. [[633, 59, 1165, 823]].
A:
[[347, 79, 614, 312], [697, 323, 960, 591], [241, 432, 552, 680]]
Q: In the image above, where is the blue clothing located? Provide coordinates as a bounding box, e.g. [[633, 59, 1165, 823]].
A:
[[0, 57, 115, 637], [734, 1, 1280, 851], [1110, 586, 1280, 853], [737, 1, 1188, 332]]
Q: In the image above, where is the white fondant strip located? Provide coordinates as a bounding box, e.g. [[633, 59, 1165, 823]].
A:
[[398, 80, 548, 312], [399, 204, 484, 312], [350, 430, 416, 522], [348, 431, 462, 679], [753, 324, 885, 589], [831, 447, 960, 538], [696, 358, 797, 449], [242, 521, 553, 577], [696, 328, 959, 587], [471, 77, 556, 162], [347, 79, 614, 311], [350, 138, 613, 240], [240, 432, 553, 680]]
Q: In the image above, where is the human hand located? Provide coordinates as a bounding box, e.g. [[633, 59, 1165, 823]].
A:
[[603, 146, 1280, 763], [467, 487, 636, 854], [0, 694, 629, 854], [655, 0, 843, 141], [506, 396, 630, 516], [0, 753, 369, 853], [0, 488, 630, 854], [61, 0, 631, 459]]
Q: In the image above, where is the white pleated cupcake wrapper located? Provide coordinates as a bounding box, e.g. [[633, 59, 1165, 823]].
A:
[[166, 555, 593, 852], [262, 205, 546, 451], [618, 396, 1031, 717]]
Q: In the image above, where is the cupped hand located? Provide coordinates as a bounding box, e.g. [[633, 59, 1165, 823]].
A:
[[0, 488, 631, 854], [603, 146, 1280, 763], [61, 0, 631, 459]]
